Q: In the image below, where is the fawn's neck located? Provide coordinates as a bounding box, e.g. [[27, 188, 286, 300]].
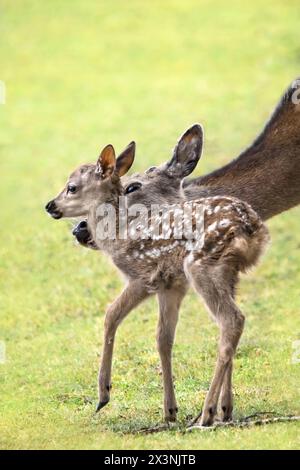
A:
[[87, 185, 126, 255]]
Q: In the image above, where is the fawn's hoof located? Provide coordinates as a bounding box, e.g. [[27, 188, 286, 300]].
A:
[[220, 405, 233, 422], [164, 406, 178, 423], [199, 406, 217, 427], [95, 399, 109, 413]]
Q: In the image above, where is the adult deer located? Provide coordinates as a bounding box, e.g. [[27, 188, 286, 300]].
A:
[[184, 77, 300, 219]]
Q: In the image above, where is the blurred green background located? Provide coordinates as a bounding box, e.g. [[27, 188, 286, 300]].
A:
[[0, 0, 300, 449]]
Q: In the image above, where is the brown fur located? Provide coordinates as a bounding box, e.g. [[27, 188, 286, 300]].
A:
[[184, 78, 300, 220]]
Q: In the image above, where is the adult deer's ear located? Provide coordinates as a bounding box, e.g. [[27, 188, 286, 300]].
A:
[[96, 144, 116, 178], [166, 124, 204, 178], [115, 141, 136, 176]]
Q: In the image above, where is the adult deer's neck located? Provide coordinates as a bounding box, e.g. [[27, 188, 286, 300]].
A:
[[185, 80, 300, 221]]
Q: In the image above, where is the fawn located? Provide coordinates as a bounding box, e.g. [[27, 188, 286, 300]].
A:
[[46, 127, 269, 426]]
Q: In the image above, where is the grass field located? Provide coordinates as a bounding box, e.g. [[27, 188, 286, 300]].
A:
[[1, 0, 300, 450]]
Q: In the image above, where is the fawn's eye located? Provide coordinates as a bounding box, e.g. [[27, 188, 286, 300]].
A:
[[146, 166, 157, 174], [67, 184, 77, 194], [125, 182, 142, 195]]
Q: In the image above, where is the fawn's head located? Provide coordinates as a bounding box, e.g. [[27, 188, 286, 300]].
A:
[[45, 142, 136, 219], [122, 124, 204, 206]]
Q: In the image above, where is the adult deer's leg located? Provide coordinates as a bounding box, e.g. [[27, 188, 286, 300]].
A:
[[97, 280, 150, 411], [157, 284, 187, 422], [186, 260, 244, 426]]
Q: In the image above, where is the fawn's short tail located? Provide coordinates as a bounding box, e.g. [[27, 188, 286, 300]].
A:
[[229, 223, 270, 273]]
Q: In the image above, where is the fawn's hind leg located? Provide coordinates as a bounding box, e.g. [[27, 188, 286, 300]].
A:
[[220, 360, 233, 421], [220, 283, 235, 422], [185, 258, 245, 426]]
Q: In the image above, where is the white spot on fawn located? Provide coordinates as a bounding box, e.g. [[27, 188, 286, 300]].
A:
[[207, 221, 218, 232], [219, 218, 231, 228]]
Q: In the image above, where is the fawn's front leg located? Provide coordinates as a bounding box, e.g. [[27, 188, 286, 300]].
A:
[[157, 285, 187, 422], [97, 280, 150, 412]]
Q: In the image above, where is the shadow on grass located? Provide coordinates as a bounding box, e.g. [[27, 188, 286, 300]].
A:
[[55, 391, 300, 435], [90, 409, 300, 435]]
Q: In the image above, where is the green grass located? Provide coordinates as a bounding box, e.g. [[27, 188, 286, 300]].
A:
[[1, 0, 300, 450]]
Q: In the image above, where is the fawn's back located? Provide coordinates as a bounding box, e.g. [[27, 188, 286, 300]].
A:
[[101, 196, 269, 293]]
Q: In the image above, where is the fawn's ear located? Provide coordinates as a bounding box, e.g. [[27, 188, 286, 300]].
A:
[[116, 141, 136, 176], [166, 124, 204, 178], [96, 144, 116, 178]]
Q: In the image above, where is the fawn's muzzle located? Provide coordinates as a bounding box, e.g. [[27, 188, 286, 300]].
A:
[[72, 220, 90, 244], [45, 200, 63, 219]]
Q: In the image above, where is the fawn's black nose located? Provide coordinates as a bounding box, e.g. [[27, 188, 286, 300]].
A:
[[45, 200, 62, 219], [73, 220, 91, 245], [72, 220, 87, 236], [45, 200, 57, 213]]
